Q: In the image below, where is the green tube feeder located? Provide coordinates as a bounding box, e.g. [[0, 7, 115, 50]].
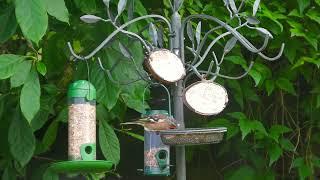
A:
[[47, 80, 113, 175]]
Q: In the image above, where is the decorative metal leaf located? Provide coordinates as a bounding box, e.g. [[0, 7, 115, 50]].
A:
[[247, 16, 260, 25], [117, 0, 127, 17], [223, 0, 229, 6], [255, 27, 273, 39], [128, 0, 134, 20], [229, 0, 238, 13], [253, 0, 261, 16], [187, 21, 194, 47], [174, 0, 183, 11], [157, 27, 164, 48], [80, 15, 101, 24], [196, 21, 201, 47], [118, 42, 132, 59], [103, 0, 110, 7], [149, 23, 158, 46], [224, 37, 237, 53]]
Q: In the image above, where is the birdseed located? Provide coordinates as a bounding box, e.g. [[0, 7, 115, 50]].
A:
[[68, 103, 96, 160]]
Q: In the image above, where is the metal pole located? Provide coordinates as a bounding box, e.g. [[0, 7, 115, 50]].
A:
[[171, 7, 187, 180]]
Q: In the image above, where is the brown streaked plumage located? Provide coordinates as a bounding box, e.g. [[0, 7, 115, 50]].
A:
[[120, 114, 177, 131]]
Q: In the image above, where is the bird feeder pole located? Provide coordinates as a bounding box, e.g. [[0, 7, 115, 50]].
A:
[[171, 3, 187, 180]]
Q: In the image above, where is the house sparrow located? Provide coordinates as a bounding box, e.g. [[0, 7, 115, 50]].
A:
[[121, 114, 177, 131]]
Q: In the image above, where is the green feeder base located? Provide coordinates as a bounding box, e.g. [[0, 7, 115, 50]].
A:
[[49, 160, 114, 174]]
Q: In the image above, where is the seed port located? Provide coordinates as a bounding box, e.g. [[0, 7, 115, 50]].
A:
[[157, 150, 167, 160], [85, 145, 92, 154]]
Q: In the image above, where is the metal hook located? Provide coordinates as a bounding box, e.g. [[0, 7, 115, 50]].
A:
[[142, 83, 172, 116]]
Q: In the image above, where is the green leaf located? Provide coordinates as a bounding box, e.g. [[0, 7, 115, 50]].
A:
[[74, 0, 97, 14], [316, 0, 320, 6], [293, 158, 312, 180], [90, 63, 120, 110], [20, 68, 41, 122], [306, 9, 320, 24], [225, 56, 248, 69], [226, 165, 255, 180], [265, 80, 275, 96], [276, 78, 296, 95], [269, 125, 292, 142], [239, 118, 252, 140], [40, 121, 59, 153], [207, 118, 239, 140], [8, 111, 35, 166], [251, 121, 268, 136], [228, 112, 246, 120], [0, 5, 17, 43], [297, 0, 310, 14], [268, 143, 282, 166], [43, 169, 58, 180], [36, 62, 47, 76], [45, 0, 69, 23], [15, 0, 48, 43], [10, 61, 32, 88], [0, 54, 24, 80], [279, 138, 295, 152], [227, 80, 244, 109], [99, 120, 120, 165], [249, 69, 262, 86]]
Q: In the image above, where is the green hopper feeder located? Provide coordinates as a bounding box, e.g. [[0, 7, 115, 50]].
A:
[[47, 80, 113, 176]]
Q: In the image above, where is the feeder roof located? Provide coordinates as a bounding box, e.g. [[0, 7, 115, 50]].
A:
[[68, 80, 96, 101]]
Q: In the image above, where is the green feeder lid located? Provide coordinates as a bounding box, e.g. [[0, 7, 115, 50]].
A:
[[68, 80, 96, 101]]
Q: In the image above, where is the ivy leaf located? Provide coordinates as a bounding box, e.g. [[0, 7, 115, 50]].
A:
[[0, 5, 17, 43], [196, 21, 202, 47], [253, 0, 261, 16], [20, 68, 41, 122], [149, 23, 158, 46], [276, 78, 296, 95], [10, 61, 32, 88], [36, 62, 47, 76], [269, 125, 292, 142], [80, 15, 102, 24], [306, 9, 320, 24], [249, 69, 262, 87], [268, 143, 282, 166], [279, 138, 295, 152], [239, 118, 252, 140], [0, 54, 24, 80], [99, 120, 120, 165], [15, 0, 48, 44], [297, 0, 310, 14], [8, 111, 35, 167], [117, 0, 127, 17], [265, 80, 275, 96], [207, 118, 239, 140], [45, 0, 69, 23]]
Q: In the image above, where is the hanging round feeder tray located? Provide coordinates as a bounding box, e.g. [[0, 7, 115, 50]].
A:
[[49, 160, 114, 174], [159, 127, 227, 146], [145, 49, 186, 84]]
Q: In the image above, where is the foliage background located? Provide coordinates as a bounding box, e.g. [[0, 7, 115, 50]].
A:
[[0, 0, 320, 179]]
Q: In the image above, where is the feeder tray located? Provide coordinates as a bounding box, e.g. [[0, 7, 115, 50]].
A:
[[159, 128, 227, 146], [49, 160, 114, 174]]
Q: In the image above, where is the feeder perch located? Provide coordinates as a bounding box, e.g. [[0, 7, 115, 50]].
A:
[[47, 80, 113, 175]]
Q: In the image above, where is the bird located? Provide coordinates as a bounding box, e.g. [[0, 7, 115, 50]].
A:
[[120, 114, 178, 131]]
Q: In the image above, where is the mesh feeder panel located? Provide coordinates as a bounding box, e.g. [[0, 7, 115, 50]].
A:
[[68, 80, 97, 161], [144, 130, 170, 176]]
